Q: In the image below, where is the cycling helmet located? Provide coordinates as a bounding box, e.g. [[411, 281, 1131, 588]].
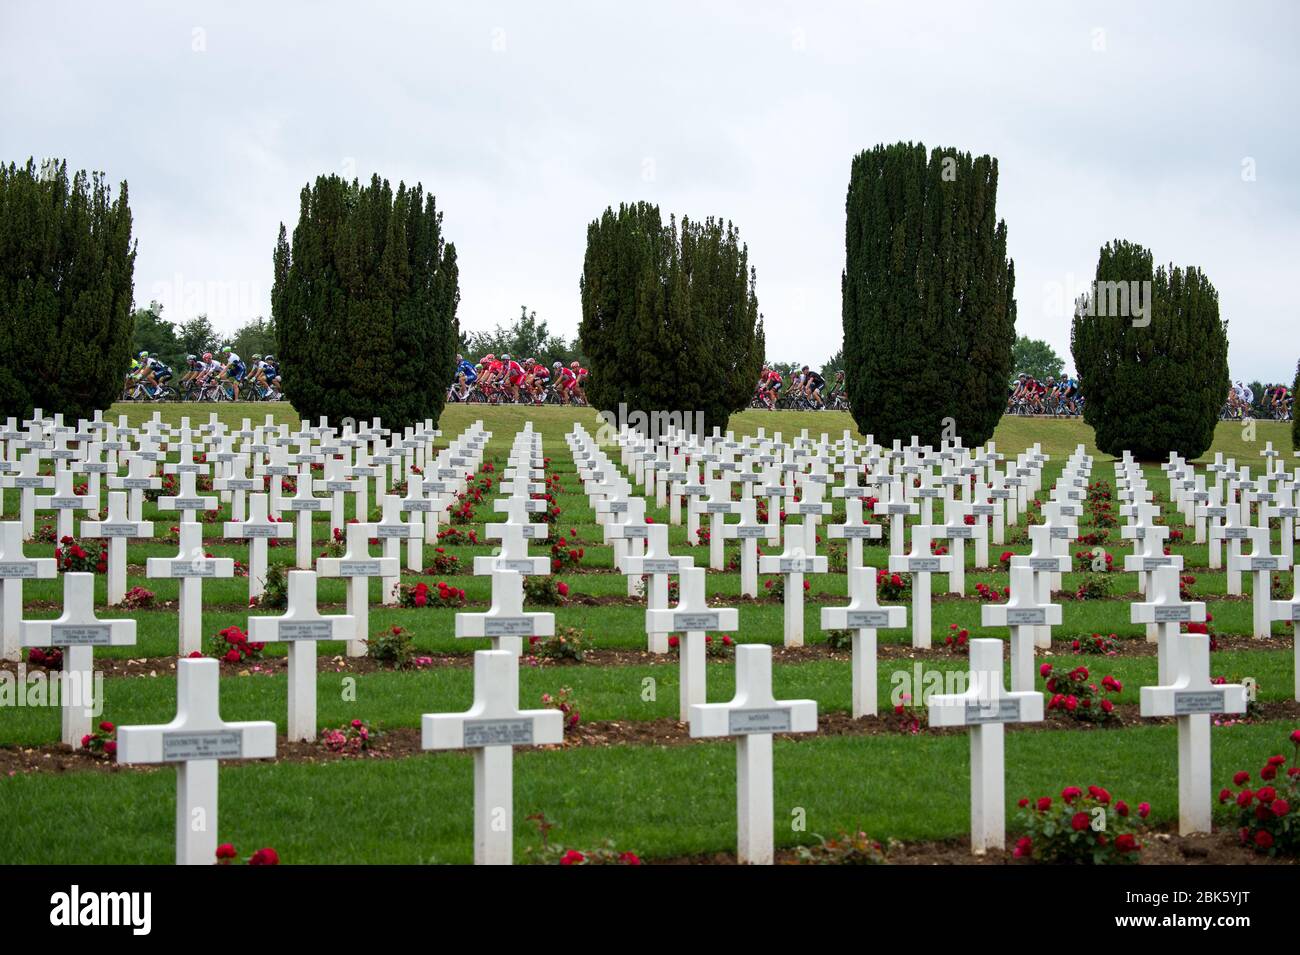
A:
[[139, 351, 149, 359], [203, 352, 212, 361], [185, 354, 195, 362], [501, 353, 511, 361], [553, 361, 562, 369], [570, 361, 579, 369], [474, 363, 483, 371], [484, 354, 495, 362], [252, 353, 262, 361]]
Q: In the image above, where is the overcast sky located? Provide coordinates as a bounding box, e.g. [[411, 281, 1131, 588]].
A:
[[2, 1, 1296, 381]]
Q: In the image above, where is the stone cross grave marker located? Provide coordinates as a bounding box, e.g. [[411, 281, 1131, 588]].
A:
[[146, 522, 235, 655], [821, 564, 907, 717], [0, 521, 57, 660], [928, 639, 1044, 854], [455, 569, 554, 658], [689, 644, 817, 865], [249, 570, 354, 741], [888, 524, 950, 649], [422, 649, 563, 865], [21, 571, 136, 745], [984, 565, 1060, 692], [316, 522, 398, 657], [646, 567, 739, 720], [1140, 633, 1247, 834], [81, 491, 154, 606], [117, 658, 276, 865]]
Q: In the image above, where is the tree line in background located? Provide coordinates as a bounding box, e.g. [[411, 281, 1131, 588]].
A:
[[131, 304, 277, 371], [0, 154, 1286, 451]]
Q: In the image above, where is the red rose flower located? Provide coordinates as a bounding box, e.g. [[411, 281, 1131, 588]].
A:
[[1137, 802, 1150, 819], [1071, 812, 1090, 831], [249, 847, 279, 865], [1253, 830, 1273, 849], [1114, 833, 1138, 852], [557, 582, 570, 597], [1036, 796, 1052, 812], [216, 843, 238, 861], [1061, 786, 1082, 804], [560, 849, 584, 866]]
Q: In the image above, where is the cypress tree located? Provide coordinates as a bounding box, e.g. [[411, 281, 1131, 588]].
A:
[[1070, 239, 1228, 460], [1293, 359, 1299, 451], [273, 174, 459, 429], [579, 203, 764, 435], [841, 142, 1016, 446], [0, 159, 136, 420]]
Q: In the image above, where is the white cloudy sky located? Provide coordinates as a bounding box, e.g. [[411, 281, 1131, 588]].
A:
[[2, 0, 1296, 381]]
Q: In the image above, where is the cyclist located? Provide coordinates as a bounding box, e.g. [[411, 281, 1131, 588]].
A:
[[500, 353, 525, 402], [828, 370, 846, 403], [479, 354, 503, 394], [180, 354, 204, 393], [142, 354, 173, 397], [450, 354, 477, 401], [222, 346, 247, 400], [572, 362, 589, 404], [802, 366, 826, 408], [195, 351, 223, 395], [261, 354, 282, 398], [526, 359, 549, 402], [555, 361, 578, 404]]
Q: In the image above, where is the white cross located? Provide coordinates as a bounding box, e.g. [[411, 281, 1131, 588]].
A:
[[984, 565, 1060, 692], [317, 522, 398, 657], [1230, 526, 1290, 639], [689, 644, 817, 864], [1140, 633, 1247, 834], [647, 567, 739, 720], [821, 564, 907, 716], [422, 649, 563, 864], [249, 570, 354, 741], [1269, 561, 1300, 701], [456, 569, 554, 658], [0, 521, 57, 661], [874, 480, 918, 557], [35, 468, 95, 542], [701, 478, 738, 571], [928, 639, 1044, 854], [1010, 524, 1069, 650], [936, 499, 983, 596], [213, 456, 259, 524], [81, 491, 154, 606], [223, 492, 293, 603], [759, 521, 828, 647], [2, 454, 53, 538], [721, 497, 774, 597], [146, 522, 235, 655], [157, 469, 218, 525], [117, 658, 276, 865], [21, 572, 136, 745], [283, 462, 325, 569], [1210, 499, 1249, 596], [1132, 564, 1206, 685], [624, 523, 694, 653], [887, 524, 951, 649]]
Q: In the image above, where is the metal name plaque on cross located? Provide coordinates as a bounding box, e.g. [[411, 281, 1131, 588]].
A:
[[240, 525, 280, 538], [675, 612, 720, 631], [402, 499, 434, 512], [51, 624, 114, 645], [1154, 605, 1191, 623], [325, 481, 352, 492], [736, 526, 767, 538], [798, 503, 825, 515], [498, 559, 541, 574], [778, 558, 811, 573], [1006, 608, 1047, 626], [15, 477, 47, 488], [338, 561, 382, 576], [1142, 557, 1174, 570], [847, 610, 893, 628], [1049, 526, 1070, 540], [0, 562, 38, 577], [463, 718, 534, 747], [888, 504, 911, 514], [169, 562, 216, 577], [280, 620, 336, 640], [641, 559, 681, 574], [841, 526, 878, 538], [173, 498, 209, 510], [375, 525, 409, 539], [163, 731, 244, 761], [51, 497, 84, 508], [289, 499, 323, 510], [484, 617, 534, 637], [945, 526, 974, 539], [728, 707, 792, 734], [1174, 691, 1225, 715], [98, 524, 142, 537], [1250, 558, 1279, 571], [964, 699, 1021, 724], [224, 479, 257, 490], [1029, 558, 1060, 572], [909, 558, 941, 572]]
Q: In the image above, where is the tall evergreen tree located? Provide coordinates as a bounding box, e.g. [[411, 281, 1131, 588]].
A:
[[1070, 239, 1228, 460], [841, 142, 1016, 446], [579, 202, 764, 435], [273, 174, 459, 428], [1293, 359, 1299, 451], [0, 159, 135, 419]]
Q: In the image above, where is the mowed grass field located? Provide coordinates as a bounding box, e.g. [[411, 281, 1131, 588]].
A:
[[0, 403, 1295, 864]]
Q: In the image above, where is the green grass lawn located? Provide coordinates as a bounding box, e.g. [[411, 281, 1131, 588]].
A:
[[2, 404, 1296, 864]]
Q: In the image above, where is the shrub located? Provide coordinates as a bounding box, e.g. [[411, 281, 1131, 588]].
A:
[[256, 564, 289, 611], [541, 687, 581, 732], [789, 830, 890, 865], [523, 576, 568, 606], [80, 720, 117, 759], [528, 627, 590, 663], [1013, 786, 1147, 864], [321, 719, 379, 755], [367, 625, 415, 669], [1041, 663, 1122, 722], [209, 625, 265, 663], [1217, 731, 1300, 857], [120, 586, 155, 609], [1071, 632, 1120, 656], [524, 813, 642, 865]]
